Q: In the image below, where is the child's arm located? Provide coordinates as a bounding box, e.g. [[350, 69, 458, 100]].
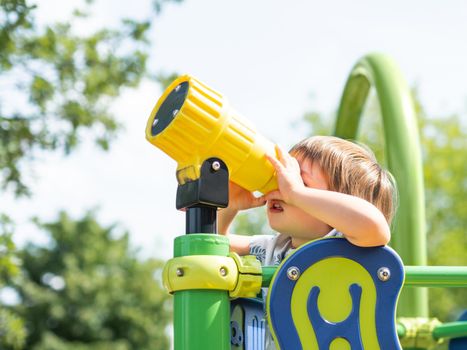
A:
[[218, 182, 266, 254], [265, 146, 390, 247]]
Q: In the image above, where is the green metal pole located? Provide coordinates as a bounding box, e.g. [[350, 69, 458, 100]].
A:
[[397, 320, 467, 341], [261, 266, 276, 287], [334, 53, 428, 318], [397, 323, 406, 338], [405, 266, 467, 288], [173, 234, 231, 350], [262, 265, 467, 288], [433, 321, 467, 340]]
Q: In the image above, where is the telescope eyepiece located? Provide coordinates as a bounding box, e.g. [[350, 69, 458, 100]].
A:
[[151, 81, 189, 136]]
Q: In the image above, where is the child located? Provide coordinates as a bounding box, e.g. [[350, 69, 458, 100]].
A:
[[218, 135, 397, 265], [219, 136, 396, 349]]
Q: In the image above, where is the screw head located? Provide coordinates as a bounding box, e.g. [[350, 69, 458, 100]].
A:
[[212, 161, 221, 171], [176, 268, 184, 277], [377, 267, 391, 281], [174, 84, 181, 92], [172, 109, 179, 117], [287, 266, 300, 281], [219, 267, 228, 276], [152, 118, 159, 128]]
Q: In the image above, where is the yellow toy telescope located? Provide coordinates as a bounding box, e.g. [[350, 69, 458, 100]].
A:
[[145, 75, 278, 210]]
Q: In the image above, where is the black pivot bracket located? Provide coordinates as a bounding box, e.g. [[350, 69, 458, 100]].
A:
[[176, 158, 229, 234]]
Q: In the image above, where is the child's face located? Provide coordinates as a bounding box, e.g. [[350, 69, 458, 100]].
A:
[[266, 156, 332, 242]]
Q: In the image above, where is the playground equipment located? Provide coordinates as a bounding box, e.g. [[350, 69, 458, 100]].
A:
[[146, 54, 467, 349]]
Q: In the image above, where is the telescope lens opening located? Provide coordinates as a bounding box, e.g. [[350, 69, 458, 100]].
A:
[[151, 81, 189, 136]]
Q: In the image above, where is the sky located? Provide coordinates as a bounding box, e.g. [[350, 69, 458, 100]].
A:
[[3, 0, 467, 261]]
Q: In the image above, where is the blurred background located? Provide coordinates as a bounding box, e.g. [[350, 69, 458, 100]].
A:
[[0, 0, 466, 349]]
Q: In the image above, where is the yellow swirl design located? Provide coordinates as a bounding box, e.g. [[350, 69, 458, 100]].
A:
[[290, 257, 380, 350]]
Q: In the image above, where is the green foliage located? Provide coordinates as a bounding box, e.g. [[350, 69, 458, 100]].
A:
[[7, 211, 170, 350], [155, 72, 181, 90], [232, 207, 273, 237], [0, 1, 183, 347], [0, 215, 26, 349], [0, 0, 181, 196], [0, 215, 20, 282], [0, 309, 26, 350], [413, 104, 467, 323]]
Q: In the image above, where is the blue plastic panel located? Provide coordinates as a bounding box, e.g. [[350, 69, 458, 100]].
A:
[[449, 310, 467, 350], [268, 238, 404, 350], [231, 298, 266, 350]]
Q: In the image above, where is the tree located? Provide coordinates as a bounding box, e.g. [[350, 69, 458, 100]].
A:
[[232, 207, 273, 236], [412, 99, 467, 323], [6, 211, 170, 350], [0, 215, 26, 349], [0, 0, 180, 197], [0, 0, 181, 347]]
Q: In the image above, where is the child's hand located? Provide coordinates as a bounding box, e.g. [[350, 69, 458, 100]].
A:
[[227, 181, 266, 211], [265, 145, 305, 204], [218, 182, 265, 237]]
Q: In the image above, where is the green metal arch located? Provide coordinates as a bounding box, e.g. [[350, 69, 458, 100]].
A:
[[334, 53, 428, 317]]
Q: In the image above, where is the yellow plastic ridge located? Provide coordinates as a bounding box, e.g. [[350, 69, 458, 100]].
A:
[[229, 253, 262, 298], [398, 317, 443, 349], [163, 255, 238, 293], [162, 253, 263, 298]]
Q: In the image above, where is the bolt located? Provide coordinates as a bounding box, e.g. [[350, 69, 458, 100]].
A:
[[172, 109, 179, 117], [152, 118, 159, 128], [176, 268, 184, 277], [212, 161, 221, 171], [174, 84, 181, 92], [287, 266, 300, 281], [220, 267, 228, 276], [377, 267, 391, 281]]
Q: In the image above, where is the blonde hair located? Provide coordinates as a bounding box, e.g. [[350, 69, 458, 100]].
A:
[[290, 136, 397, 224]]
